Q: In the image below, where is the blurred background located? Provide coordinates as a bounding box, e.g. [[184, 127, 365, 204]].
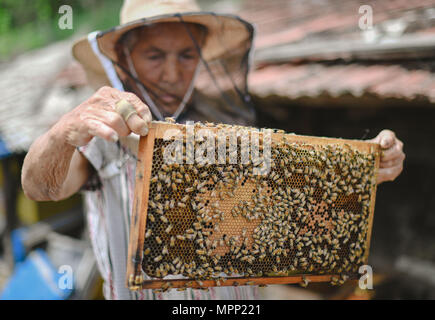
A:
[[0, 0, 434, 299]]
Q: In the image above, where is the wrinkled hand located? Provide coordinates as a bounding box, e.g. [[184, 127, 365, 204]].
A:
[[59, 86, 152, 147], [366, 129, 405, 184]]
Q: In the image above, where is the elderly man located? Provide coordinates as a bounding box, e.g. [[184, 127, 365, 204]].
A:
[[21, 0, 405, 300]]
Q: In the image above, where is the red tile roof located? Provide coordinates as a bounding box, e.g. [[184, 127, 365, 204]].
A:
[[242, 0, 435, 103], [249, 62, 435, 102]]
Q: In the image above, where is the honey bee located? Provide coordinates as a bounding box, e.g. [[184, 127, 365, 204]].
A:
[[199, 171, 208, 178], [185, 187, 194, 193], [149, 201, 157, 209], [193, 222, 202, 230], [162, 246, 168, 255], [165, 224, 173, 234], [151, 176, 159, 183]]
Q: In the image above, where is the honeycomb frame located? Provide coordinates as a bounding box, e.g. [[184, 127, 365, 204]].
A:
[[127, 121, 381, 291]]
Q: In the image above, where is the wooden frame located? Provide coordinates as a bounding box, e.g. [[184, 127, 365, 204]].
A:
[[127, 122, 381, 290]]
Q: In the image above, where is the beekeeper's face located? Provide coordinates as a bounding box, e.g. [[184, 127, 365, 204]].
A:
[[128, 22, 206, 116]]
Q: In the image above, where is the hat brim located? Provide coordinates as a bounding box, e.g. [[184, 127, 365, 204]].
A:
[[72, 12, 254, 89]]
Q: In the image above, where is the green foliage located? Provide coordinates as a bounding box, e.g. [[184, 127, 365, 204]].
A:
[[0, 0, 122, 60]]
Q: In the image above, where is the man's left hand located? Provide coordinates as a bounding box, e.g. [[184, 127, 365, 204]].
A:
[[366, 129, 405, 184]]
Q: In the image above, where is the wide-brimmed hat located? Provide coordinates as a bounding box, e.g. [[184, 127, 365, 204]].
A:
[[72, 0, 254, 89]]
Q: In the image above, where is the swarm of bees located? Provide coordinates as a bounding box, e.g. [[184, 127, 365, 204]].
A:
[[135, 121, 378, 292]]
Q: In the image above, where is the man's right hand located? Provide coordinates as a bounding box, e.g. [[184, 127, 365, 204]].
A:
[[22, 86, 152, 201], [60, 86, 152, 147]]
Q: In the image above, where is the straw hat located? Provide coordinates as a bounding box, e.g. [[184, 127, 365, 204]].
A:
[[72, 0, 254, 89]]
